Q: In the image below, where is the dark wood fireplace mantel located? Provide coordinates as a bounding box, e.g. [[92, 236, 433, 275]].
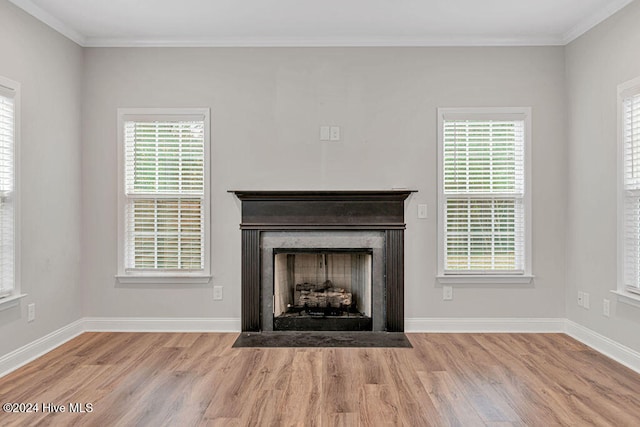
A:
[[230, 190, 415, 332]]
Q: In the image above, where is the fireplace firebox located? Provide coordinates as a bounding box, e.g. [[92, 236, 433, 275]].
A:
[[273, 249, 373, 331], [230, 190, 414, 332]]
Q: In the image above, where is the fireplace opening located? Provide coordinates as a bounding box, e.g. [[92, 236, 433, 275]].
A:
[[273, 249, 373, 331]]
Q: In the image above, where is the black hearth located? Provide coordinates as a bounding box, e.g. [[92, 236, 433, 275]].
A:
[[230, 190, 414, 332]]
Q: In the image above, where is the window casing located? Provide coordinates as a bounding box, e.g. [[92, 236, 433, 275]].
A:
[[117, 108, 211, 284], [437, 107, 532, 284], [0, 76, 20, 303], [618, 77, 640, 298]]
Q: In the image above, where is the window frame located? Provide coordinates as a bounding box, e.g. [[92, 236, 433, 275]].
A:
[[616, 76, 640, 305], [436, 107, 533, 285], [0, 75, 24, 309], [116, 108, 212, 284]]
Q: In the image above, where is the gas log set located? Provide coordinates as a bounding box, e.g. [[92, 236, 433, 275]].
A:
[[288, 280, 358, 317]]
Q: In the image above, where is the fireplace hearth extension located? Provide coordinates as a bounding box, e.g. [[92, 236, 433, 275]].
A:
[[230, 190, 415, 333]]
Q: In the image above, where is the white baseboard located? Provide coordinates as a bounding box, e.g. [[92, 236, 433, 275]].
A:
[[405, 317, 566, 333], [83, 317, 241, 332], [565, 320, 640, 374], [0, 317, 240, 377], [0, 319, 84, 378], [2, 317, 640, 378]]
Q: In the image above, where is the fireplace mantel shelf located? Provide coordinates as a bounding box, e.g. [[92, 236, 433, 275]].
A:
[[229, 190, 417, 201], [230, 190, 416, 230]]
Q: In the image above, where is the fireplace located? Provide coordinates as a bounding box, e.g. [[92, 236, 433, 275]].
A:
[[273, 249, 372, 331], [231, 190, 414, 332]]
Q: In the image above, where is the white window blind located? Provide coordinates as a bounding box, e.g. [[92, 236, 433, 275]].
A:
[[0, 85, 15, 297], [124, 118, 205, 272], [441, 114, 526, 275], [623, 92, 640, 294]]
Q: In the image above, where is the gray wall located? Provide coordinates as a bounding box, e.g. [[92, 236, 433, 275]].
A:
[[1, 0, 593, 360], [81, 46, 567, 321], [566, 0, 640, 351], [0, 1, 83, 355]]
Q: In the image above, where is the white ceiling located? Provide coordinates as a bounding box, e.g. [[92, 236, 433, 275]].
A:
[[7, 0, 636, 47]]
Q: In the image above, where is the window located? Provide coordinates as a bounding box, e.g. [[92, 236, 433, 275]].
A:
[[437, 107, 532, 284], [117, 108, 211, 284], [619, 77, 640, 297], [0, 76, 21, 304]]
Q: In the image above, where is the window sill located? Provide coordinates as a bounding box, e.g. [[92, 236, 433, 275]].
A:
[[436, 275, 534, 285], [611, 289, 640, 309], [0, 293, 27, 311], [115, 275, 212, 285]]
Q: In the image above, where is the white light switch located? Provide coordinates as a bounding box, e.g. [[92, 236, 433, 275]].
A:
[[213, 286, 223, 300], [320, 126, 330, 141], [418, 204, 428, 219], [330, 126, 340, 141]]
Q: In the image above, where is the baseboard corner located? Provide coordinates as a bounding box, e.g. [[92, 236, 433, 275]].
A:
[[0, 318, 85, 377], [564, 320, 640, 374]]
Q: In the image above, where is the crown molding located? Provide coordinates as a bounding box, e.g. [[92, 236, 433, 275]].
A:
[[562, 0, 635, 44], [82, 35, 564, 48], [8, 0, 86, 46], [7, 0, 636, 48]]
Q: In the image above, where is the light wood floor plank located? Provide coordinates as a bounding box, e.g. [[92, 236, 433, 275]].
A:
[[0, 332, 639, 426]]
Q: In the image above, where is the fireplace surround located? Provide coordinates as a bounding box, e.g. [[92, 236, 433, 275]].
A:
[[230, 190, 414, 332]]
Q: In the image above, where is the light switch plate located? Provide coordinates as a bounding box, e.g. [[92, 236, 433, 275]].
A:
[[320, 126, 330, 141], [213, 286, 223, 300], [418, 204, 428, 219], [330, 126, 340, 141]]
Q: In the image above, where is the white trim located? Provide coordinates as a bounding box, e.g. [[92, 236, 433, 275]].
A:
[[0, 76, 21, 302], [6, 0, 86, 46], [83, 317, 240, 333], [82, 35, 565, 48], [617, 77, 640, 296], [407, 318, 640, 374], [436, 107, 533, 281], [612, 289, 640, 309], [562, 0, 635, 45], [116, 108, 212, 281], [115, 275, 212, 285], [0, 293, 27, 311], [436, 275, 534, 285], [0, 317, 239, 377], [0, 319, 84, 378], [3, 318, 640, 378], [405, 317, 564, 333], [7, 0, 634, 48], [565, 320, 640, 374]]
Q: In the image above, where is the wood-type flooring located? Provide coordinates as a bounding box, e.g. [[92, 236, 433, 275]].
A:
[[1, 332, 639, 426]]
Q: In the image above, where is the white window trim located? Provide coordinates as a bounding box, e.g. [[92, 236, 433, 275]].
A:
[[436, 107, 533, 285], [616, 76, 640, 307], [116, 108, 212, 284], [0, 76, 24, 308]]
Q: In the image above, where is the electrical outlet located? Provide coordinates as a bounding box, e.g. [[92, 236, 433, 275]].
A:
[[583, 293, 590, 309], [603, 299, 610, 317], [578, 291, 584, 307], [213, 286, 223, 301], [443, 285, 453, 301], [27, 303, 35, 322]]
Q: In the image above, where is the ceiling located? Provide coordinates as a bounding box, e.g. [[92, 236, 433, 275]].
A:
[[7, 0, 636, 47]]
